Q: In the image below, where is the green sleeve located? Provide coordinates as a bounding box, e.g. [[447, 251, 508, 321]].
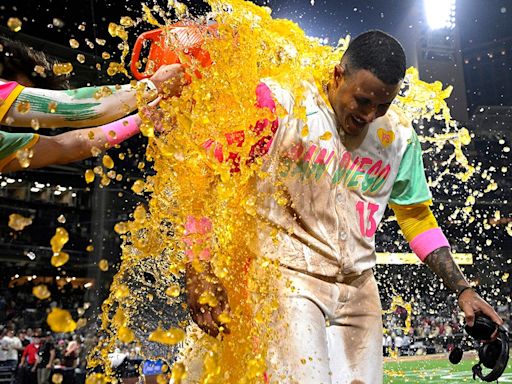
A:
[[389, 129, 432, 205], [0, 131, 36, 160]]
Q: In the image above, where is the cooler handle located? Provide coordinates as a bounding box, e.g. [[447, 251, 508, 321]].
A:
[[130, 29, 164, 80]]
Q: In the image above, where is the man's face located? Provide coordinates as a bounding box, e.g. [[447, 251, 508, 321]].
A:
[[328, 65, 401, 136]]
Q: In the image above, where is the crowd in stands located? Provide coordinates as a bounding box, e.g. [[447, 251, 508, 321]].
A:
[[383, 292, 512, 357], [1, 282, 87, 330], [0, 327, 84, 384], [0, 282, 153, 383], [1, 277, 511, 383], [0, 283, 91, 384]]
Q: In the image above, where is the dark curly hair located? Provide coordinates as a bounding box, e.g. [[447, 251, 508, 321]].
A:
[[0, 38, 70, 89], [341, 30, 406, 85]]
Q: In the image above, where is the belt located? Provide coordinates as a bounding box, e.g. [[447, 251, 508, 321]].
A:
[[282, 265, 373, 285]]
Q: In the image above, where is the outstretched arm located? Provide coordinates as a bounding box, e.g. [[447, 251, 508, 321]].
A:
[[0, 64, 183, 128], [1, 113, 142, 172]]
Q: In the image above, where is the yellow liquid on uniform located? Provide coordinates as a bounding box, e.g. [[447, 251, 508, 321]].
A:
[[87, 0, 466, 382]]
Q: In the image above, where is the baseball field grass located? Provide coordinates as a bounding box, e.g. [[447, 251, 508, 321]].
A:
[[384, 354, 512, 383]]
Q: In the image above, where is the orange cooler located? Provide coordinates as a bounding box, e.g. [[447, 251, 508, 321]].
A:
[[130, 22, 216, 79]]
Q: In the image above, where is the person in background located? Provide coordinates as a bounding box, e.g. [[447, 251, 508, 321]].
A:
[[17, 329, 30, 362], [61, 335, 80, 384], [0, 327, 22, 368], [401, 332, 411, 355], [382, 331, 392, 357], [36, 332, 55, 384], [19, 332, 40, 384], [394, 332, 404, 355], [0, 328, 6, 366], [25, 329, 34, 343]]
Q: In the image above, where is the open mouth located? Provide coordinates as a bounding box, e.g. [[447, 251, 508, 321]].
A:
[[350, 115, 367, 130], [353, 115, 365, 124]]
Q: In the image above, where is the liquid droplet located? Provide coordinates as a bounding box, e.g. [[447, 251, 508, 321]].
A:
[[47, 307, 76, 333], [8, 213, 32, 231]]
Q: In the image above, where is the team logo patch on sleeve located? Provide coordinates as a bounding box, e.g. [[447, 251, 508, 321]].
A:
[[377, 128, 395, 148]]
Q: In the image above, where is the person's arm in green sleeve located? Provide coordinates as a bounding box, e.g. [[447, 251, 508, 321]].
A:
[[1, 64, 183, 128]]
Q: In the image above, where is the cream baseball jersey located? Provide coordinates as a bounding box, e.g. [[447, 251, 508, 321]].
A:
[[255, 79, 432, 276]]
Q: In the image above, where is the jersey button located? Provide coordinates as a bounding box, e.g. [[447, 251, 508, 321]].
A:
[[336, 193, 344, 204]]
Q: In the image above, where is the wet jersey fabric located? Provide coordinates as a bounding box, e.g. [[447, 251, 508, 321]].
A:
[[256, 79, 431, 275]]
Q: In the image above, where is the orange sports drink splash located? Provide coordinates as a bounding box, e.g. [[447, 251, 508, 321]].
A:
[[130, 22, 276, 383], [91, 2, 461, 382]]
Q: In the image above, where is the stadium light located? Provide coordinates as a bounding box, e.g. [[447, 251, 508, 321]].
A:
[[424, 0, 456, 30]]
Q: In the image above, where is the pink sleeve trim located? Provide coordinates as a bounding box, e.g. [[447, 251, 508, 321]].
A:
[[0, 81, 20, 100], [255, 82, 276, 112], [101, 115, 140, 146], [183, 216, 213, 262], [0, 82, 24, 121], [410, 227, 450, 262]]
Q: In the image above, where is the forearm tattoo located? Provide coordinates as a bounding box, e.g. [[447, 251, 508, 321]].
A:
[[424, 246, 470, 294]]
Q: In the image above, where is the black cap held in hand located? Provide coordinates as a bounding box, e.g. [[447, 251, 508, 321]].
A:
[[449, 346, 464, 365]]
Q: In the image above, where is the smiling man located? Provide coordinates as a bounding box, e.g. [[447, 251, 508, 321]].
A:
[[185, 30, 502, 383], [264, 30, 502, 383]]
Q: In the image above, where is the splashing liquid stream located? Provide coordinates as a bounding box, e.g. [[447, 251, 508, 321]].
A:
[[86, 0, 478, 382]]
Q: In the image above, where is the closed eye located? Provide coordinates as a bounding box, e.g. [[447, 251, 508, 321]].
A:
[[355, 97, 371, 106], [378, 103, 392, 113]]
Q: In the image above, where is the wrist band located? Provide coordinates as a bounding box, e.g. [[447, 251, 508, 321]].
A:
[[101, 115, 140, 146], [410, 227, 450, 262], [457, 286, 474, 300]]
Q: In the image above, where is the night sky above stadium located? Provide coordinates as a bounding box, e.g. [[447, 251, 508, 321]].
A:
[[1, 0, 511, 52]]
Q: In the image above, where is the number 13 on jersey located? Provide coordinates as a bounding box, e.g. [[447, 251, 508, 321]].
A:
[[356, 200, 379, 238]]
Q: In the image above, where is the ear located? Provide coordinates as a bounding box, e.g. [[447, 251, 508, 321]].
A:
[[333, 64, 346, 88]]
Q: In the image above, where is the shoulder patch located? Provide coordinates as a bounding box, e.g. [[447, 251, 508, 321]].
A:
[[377, 128, 395, 148]]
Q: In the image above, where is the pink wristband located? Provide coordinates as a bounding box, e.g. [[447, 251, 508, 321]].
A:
[[101, 115, 140, 146], [410, 227, 450, 262]]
